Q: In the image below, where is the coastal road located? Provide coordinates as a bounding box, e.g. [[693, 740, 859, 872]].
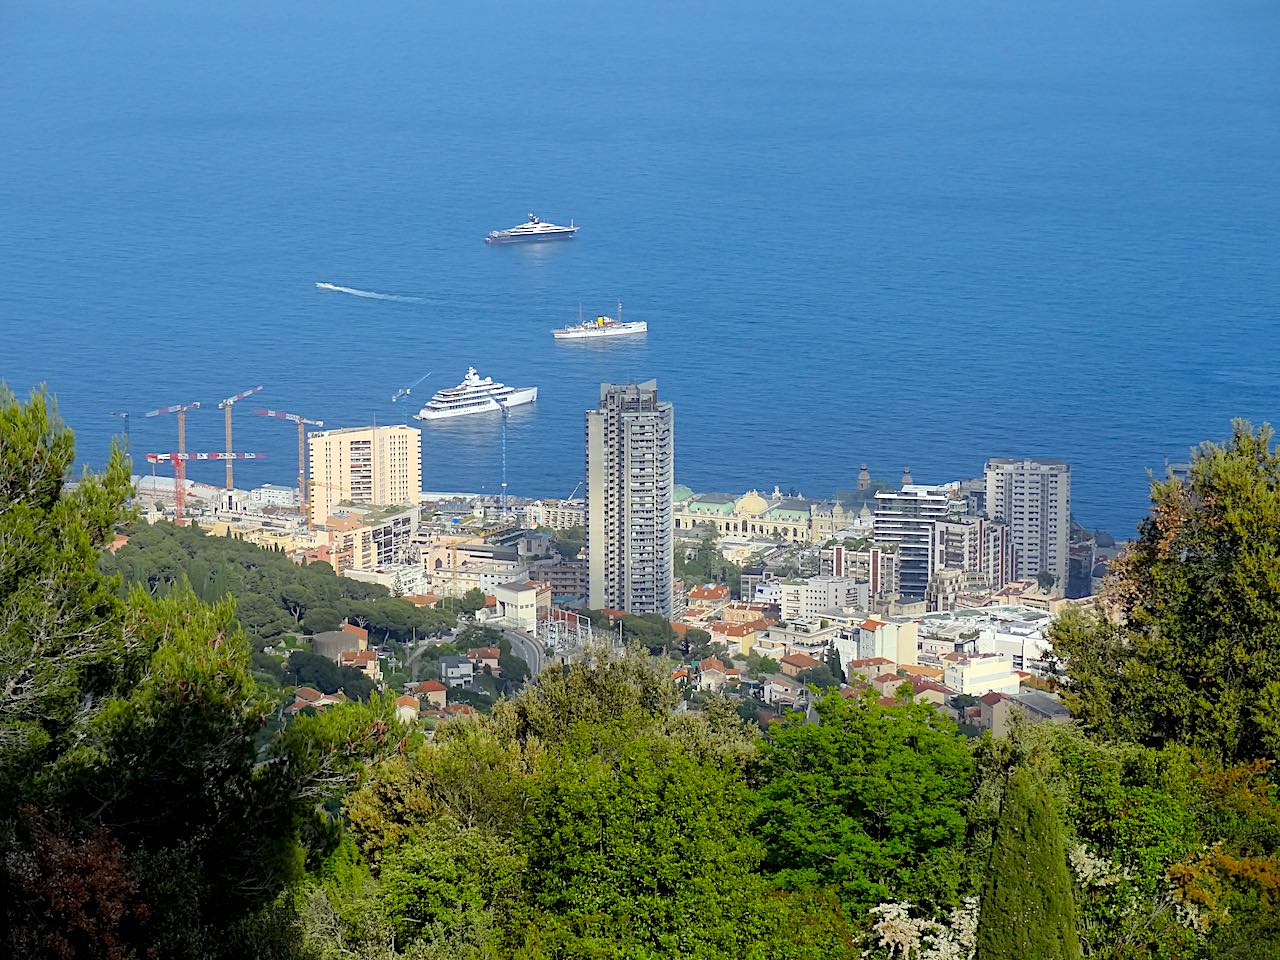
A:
[[502, 628, 550, 678]]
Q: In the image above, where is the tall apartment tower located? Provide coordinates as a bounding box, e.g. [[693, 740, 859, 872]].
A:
[[984, 458, 1070, 590], [585, 380, 675, 617], [307, 425, 422, 526], [872, 485, 951, 598]]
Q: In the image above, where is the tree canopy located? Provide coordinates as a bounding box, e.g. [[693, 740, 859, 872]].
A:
[[1051, 421, 1280, 764]]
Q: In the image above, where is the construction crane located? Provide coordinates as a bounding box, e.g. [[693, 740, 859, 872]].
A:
[[252, 408, 324, 524], [144, 400, 201, 524], [391, 370, 432, 403], [217, 386, 264, 490], [108, 410, 131, 442], [144, 452, 266, 525]]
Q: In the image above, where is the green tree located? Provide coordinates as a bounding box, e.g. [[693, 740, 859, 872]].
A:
[[753, 691, 975, 915], [0, 385, 134, 799], [1050, 421, 1280, 763], [284, 650, 375, 701], [797, 664, 840, 689], [0, 386, 412, 959], [459, 587, 487, 615], [303, 605, 342, 635], [975, 767, 1082, 960], [825, 644, 845, 683], [378, 818, 523, 952]]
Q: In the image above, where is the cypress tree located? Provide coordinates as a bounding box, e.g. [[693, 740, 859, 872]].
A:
[[976, 767, 1082, 960]]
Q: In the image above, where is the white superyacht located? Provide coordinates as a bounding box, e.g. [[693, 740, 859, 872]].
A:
[[414, 368, 537, 421]]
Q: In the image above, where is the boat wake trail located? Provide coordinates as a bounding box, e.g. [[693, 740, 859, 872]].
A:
[[315, 282, 422, 303]]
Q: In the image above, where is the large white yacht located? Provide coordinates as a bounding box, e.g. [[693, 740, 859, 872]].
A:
[[553, 302, 647, 341], [414, 368, 537, 421], [485, 213, 578, 245]]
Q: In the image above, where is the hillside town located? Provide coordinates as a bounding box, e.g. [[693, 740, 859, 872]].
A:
[[122, 380, 1115, 733]]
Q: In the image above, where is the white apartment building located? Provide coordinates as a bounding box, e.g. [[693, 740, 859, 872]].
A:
[[585, 381, 675, 616], [984, 458, 1070, 591], [248, 483, 300, 510], [779, 576, 868, 621], [855, 617, 919, 665], [524, 499, 586, 530]]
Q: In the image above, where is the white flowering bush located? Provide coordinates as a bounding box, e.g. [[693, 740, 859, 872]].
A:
[[862, 899, 977, 960]]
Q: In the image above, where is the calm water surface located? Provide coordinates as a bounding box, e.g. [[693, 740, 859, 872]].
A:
[[2, 0, 1278, 535]]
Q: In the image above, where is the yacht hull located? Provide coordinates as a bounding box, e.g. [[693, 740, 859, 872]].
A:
[[414, 386, 537, 421], [485, 231, 577, 245], [553, 323, 648, 340]]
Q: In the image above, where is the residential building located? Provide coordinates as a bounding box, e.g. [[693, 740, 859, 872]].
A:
[[338, 649, 381, 682], [439, 655, 474, 689], [286, 687, 348, 715], [992, 690, 1072, 737], [325, 505, 420, 573], [779, 576, 866, 621], [696, 657, 729, 692], [779, 652, 823, 677], [523, 498, 586, 530], [585, 381, 675, 616], [762, 674, 808, 708], [873, 485, 952, 598], [249, 483, 301, 510], [942, 653, 1020, 696], [308, 424, 422, 527], [1068, 540, 1096, 600], [933, 515, 1015, 590], [924, 567, 967, 612], [466, 646, 502, 676], [855, 618, 919, 665], [846, 656, 896, 682], [710, 618, 771, 656], [529, 555, 588, 601], [822, 542, 901, 599], [407, 679, 448, 709], [394, 694, 420, 723], [758, 620, 841, 659], [311, 629, 365, 660], [722, 602, 774, 625], [984, 458, 1070, 591]]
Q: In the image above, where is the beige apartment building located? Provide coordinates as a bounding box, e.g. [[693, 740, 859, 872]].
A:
[[307, 425, 422, 526]]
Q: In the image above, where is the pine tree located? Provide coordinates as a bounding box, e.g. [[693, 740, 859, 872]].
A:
[[976, 767, 1082, 960]]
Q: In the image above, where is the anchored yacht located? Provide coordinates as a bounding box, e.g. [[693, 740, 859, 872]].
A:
[[553, 302, 646, 341], [414, 368, 537, 421], [485, 213, 578, 245]]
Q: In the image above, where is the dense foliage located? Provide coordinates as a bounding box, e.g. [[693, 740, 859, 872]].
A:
[[1051, 421, 1280, 765], [285, 650, 377, 701], [0, 387, 403, 959], [101, 522, 455, 649]]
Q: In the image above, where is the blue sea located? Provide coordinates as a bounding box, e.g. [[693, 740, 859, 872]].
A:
[[2, 0, 1278, 537]]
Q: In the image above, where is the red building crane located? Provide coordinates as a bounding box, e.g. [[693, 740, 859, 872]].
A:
[[143, 401, 201, 523], [144, 452, 267, 525]]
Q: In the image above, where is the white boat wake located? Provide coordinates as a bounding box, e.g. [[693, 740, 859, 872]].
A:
[[315, 282, 422, 303]]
